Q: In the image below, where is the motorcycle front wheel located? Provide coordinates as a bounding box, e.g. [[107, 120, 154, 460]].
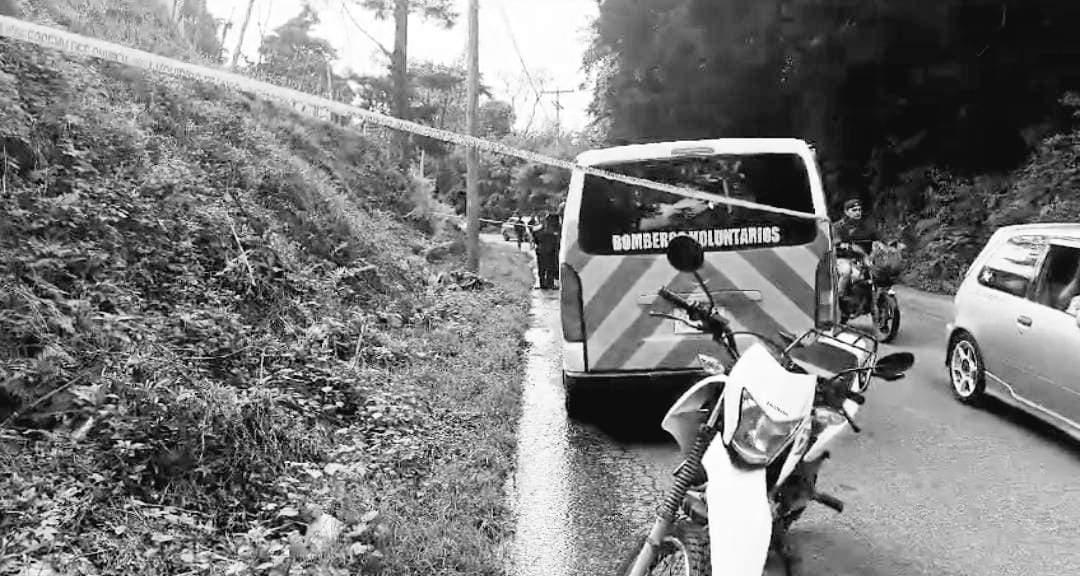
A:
[[874, 293, 901, 343], [614, 520, 711, 576]]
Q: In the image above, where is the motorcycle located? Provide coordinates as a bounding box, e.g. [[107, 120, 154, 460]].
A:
[[616, 235, 914, 576], [839, 240, 903, 344]]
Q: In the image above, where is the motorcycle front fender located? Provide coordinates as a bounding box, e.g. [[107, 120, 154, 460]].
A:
[[702, 437, 772, 576], [661, 375, 727, 455]]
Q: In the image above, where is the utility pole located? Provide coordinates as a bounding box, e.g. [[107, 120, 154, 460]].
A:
[[542, 88, 575, 136], [465, 0, 480, 273], [219, 20, 233, 50], [392, 0, 411, 168], [231, 0, 256, 68], [172, 0, 186, 34]]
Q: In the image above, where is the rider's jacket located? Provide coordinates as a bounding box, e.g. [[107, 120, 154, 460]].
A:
[[832, 216, 878, 256]]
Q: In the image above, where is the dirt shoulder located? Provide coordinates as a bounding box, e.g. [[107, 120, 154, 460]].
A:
[[0, 241, 534, 576]]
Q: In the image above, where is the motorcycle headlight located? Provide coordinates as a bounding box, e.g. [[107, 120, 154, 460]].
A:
[[729, 389, 803, 466]]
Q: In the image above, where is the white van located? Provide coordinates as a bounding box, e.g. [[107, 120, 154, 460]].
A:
[[559, 138, 837, 401]]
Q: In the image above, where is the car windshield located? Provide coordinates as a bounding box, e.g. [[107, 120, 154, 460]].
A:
[[577, 153, 818, 255]]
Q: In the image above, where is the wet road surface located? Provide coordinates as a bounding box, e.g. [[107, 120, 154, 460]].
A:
[[508, 277, 1080, 576]]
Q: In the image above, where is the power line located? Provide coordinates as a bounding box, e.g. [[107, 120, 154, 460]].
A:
[[339, 0, 393, 60], [490, 0, 551, 124]]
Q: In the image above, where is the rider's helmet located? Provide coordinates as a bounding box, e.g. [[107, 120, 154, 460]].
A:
[[843, 198, 863, 219]]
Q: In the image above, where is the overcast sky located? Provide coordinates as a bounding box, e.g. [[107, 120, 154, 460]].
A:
[[206, 0, 599, 133]]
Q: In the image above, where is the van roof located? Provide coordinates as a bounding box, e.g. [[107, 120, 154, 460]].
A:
[[997, 222, 1080, 238], [575, 138, 815, 167]]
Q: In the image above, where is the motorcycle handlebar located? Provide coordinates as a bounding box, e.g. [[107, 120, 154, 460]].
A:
[[658, 287, 732, 338], [658, 287, 695, 315]]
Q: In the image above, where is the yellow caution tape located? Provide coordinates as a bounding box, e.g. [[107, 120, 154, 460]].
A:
[[0, 15, 824, 222]]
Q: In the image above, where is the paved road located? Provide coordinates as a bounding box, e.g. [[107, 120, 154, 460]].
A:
[[508, 280, 1080, 576]]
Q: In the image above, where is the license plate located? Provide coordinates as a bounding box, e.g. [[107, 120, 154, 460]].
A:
[[669, 307, 699, 334]]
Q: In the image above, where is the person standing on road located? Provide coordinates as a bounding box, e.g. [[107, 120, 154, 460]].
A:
[[513, 211, 527, 250], [523, 215, 536, 250], [533, 213, 561, 290]]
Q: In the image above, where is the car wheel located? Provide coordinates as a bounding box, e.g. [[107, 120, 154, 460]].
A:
[[948, 333, 985, 404]]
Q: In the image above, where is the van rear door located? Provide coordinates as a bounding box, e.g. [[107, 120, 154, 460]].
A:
[[563, 144, 832, 374]]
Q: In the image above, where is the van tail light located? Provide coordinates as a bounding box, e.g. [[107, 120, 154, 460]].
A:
[[561, 264, 585, 342], [815, 253, 838, 326]]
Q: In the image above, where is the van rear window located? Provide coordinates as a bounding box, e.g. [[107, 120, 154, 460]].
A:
[[577, 153, 818, 255]]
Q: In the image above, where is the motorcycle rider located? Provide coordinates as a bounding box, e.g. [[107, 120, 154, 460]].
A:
[[832, 198, 879, 314]]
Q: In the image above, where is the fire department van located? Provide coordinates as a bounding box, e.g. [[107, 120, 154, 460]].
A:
[[559, 138, 837, 408]]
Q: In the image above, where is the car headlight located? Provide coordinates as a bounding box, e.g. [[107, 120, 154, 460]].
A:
[[729, 389, 803, 466]]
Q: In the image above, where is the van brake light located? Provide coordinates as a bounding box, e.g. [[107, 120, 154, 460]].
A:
[[815, 254, 837, 326], [561, 264, 585, 343]]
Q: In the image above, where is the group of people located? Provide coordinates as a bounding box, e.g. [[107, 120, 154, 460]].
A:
[[511, 210, 562, 290]]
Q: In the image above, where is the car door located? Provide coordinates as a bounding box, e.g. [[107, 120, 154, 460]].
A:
[[967, 234, 1046, 394], [1022, 242, 1080, 425]]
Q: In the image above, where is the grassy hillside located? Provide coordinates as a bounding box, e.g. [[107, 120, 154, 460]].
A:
[[883, 119, 1080, 294], [0, 1, 529, 575]]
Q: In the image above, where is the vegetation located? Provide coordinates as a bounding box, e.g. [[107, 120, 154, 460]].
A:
[[586, 0, 1080, 293], [0, 1, 532, 574]]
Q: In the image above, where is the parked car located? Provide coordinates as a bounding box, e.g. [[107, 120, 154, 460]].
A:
[[946, 223, 1080, 440]]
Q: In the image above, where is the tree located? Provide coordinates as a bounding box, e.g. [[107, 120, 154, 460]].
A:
[[174, 0, 225, 61], [586, 0, 1080, 202], [480, 100, 515, 139], [253, 6, 363, 122], [349, 0, 458, 165]]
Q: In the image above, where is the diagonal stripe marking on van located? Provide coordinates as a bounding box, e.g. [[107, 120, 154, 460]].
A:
[[562, 240, 592, 272], [739, 248, 815, 317], [576, 255, 621, 306], [581, 255, 655, 331], [590, 273, 687, 370], [638, 262, 793, 371], [774, 245, 821, 291], [629, 317, 744, 373], [588, 245, 822, 372], [718, 254, 815, 334], [584, 257, 674, 366]]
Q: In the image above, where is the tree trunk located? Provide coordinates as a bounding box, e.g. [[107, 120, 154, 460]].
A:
[[231, 0, 256, 68], [392, 0, 411, 167], [465, 0, 480, 273]]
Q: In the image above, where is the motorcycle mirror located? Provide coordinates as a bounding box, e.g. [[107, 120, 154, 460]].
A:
[[872, 352, 915, 380], [666, 235, 705, 272]]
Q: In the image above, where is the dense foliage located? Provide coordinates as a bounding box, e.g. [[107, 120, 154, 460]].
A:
[[586, 0, 1080, 291], [0, 1, 534, 574]]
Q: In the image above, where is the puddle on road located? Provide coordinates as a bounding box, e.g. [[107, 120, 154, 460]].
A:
[[511, 291, 574, 576], [509, 290, 681, 576]]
